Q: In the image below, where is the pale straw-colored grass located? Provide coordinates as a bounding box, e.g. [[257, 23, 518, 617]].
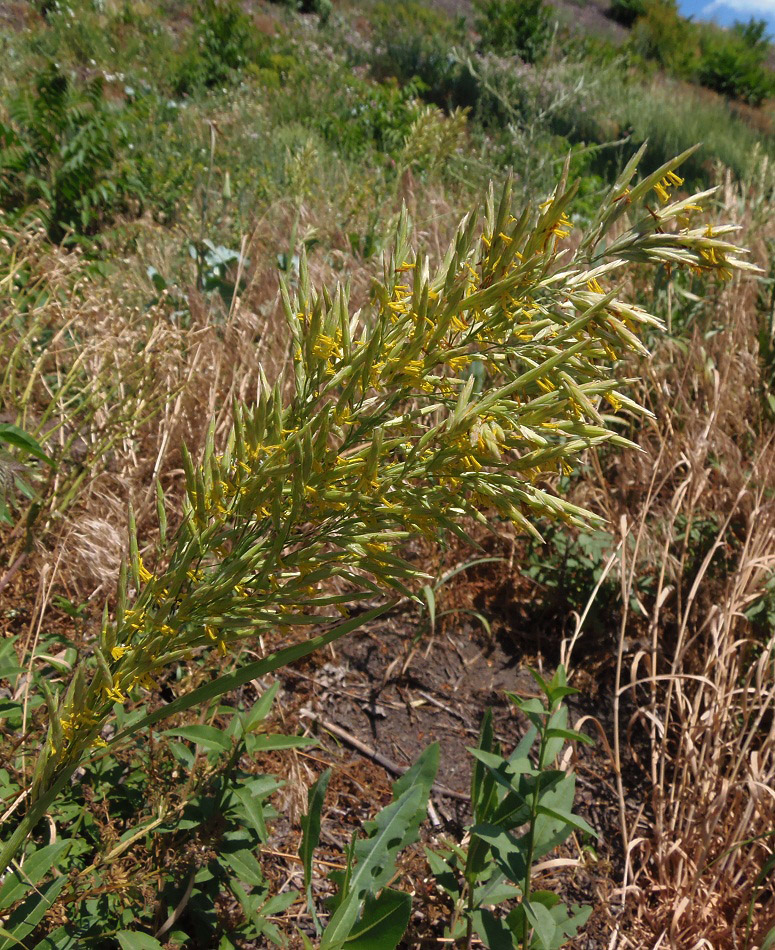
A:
[[579, 170, 775, 947]]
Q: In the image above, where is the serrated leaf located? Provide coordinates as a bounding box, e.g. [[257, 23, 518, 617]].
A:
[[320, 744, 439, 950]]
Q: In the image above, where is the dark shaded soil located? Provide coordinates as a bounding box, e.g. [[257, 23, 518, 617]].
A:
[[271, 595, 643, 947]]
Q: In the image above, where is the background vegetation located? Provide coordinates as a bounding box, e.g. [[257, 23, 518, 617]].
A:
[[1, 0, 775, 947]]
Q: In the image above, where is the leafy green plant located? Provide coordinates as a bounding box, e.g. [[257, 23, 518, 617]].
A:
[[608, 0, 648, 27], [473, 0, 554, 63], [523, 524, 621, 637], [399, 103, 469, 176], [146, 239, 247, 322], [427, 668, 595, 948], [173, 0, 270, 95], [170, 0, 299, 97], [270, 0, 333, 21], [0, 675, 305, 949], [418, 556, 505, 641], [629, 0, 698, 76], [0, 842, 69, 950], [368, 2, 479, 111], [0, 62, 144, 243], [298, 745, 439, 949], [318, 76, 425, 160]]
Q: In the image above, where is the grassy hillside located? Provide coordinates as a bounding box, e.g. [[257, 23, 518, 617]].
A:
[[1, 1, 775, 948]]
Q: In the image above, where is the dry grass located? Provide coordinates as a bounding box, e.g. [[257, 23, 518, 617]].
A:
[[572, 173, 775, 947]]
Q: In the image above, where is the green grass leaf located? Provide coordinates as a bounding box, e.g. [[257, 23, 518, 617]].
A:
[[300, 767, 332, 934], [110, 603, 394, 746], [0, 842, 68, 909], [0, 877, 67, 950], [0, 424, 54, 466]]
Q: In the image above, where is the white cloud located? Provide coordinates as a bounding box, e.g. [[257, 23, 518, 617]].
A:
[[703, 0, 775, 15]]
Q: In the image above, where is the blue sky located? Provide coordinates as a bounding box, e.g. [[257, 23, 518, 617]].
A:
[[677, 0, 775, 34]]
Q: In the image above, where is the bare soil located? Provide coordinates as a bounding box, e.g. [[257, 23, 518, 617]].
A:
[[266, 578, 645, 947]]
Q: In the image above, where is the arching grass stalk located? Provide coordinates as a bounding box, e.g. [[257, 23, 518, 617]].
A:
[[0, 144, 756, 874]]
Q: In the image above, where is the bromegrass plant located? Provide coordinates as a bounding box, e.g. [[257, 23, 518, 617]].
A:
[[0, 146, 756, 948]]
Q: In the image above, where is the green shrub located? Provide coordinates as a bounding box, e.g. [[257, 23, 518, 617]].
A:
[[473, 0, 553, 63], [0, 63, 144, 243], [270, 0, 333, 20], [630, 0, 698, 75], [368, 1, 479, 110], [174, 0, 269, 95], [608, 0, 648, 27], [317, 75, 424, 158], [696, 19, 774, 106]]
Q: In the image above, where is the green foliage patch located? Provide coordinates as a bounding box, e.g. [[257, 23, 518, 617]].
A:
[[0, 63, 144, 242], [474, 0, 554, 63]]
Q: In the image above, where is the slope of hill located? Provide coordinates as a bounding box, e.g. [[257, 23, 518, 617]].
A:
[[0, 2, 774, 948]]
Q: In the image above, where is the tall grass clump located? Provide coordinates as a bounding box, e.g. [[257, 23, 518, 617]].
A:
[[567, 162, 775, 947], [604, 73, 774, 182], [0, 146, 754, 944]]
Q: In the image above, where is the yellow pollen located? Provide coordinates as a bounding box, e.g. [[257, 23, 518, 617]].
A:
[[137, 558, 153, 584]]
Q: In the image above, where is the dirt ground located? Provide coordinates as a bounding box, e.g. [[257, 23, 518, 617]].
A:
[[264, 572, 644, 947]]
